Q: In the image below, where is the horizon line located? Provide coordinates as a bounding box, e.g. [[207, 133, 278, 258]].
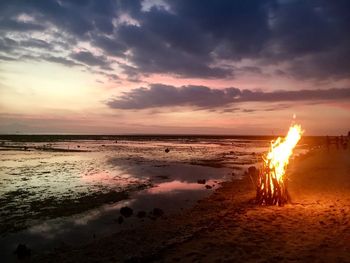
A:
[[0, 133, 329, 137]]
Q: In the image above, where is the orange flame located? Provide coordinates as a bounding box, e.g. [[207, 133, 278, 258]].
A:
[[265, 124, 303, 183]]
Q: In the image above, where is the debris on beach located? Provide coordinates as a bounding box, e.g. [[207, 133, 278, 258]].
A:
[[151, 208, 164, 217], [165, 148, 170, 153], [197, 179, 206, 184], [120, 206, 133, 217], [137, 211, 147, 218], [117, 216, 124, 224], [14, 244, 31, 259]]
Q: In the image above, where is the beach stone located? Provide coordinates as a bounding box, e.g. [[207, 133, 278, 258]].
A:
[[117, 216, 124, 224], [152, 208, 164, 217], [165, 148, 170, 153], [197, 179, 206, 184], [14, 244, 31, 259], [120, 206, 133, 217], [137, 211, 146, 218]]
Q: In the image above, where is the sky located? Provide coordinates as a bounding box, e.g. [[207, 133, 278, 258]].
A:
[[0, 0, 350, 135]]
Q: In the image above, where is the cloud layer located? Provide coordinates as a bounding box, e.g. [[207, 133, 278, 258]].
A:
[[0, 0, 350, 80], [107, 84, 350, 109]]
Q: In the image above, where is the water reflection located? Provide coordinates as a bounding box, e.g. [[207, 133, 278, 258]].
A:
[[147, 180, 211, 194]]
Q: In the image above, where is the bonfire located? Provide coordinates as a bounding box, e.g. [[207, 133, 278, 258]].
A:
[[256, 124, 303, 206]]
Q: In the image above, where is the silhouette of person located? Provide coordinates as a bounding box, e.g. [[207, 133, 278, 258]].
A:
[[340, 135, 344, 150], [335, 136, 339, 150]]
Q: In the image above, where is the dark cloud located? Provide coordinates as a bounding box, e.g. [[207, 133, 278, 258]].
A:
[[116, 22, 232, 78], [287, 44, 350, 80], [238, 88, 350, 102], [21, 38, 52, 49], [0, 0, 350, 80], [0, 55, 16, 61], [264, 0, 350, 79], [0, 36, 82, 66], [44, 55, 82, 67], [236, 66, 263, 75], [92, 35, 127, 57], [108, 84, 241, 109], [107, 84, 350, 110], [0, 0, 138, 36], [168, 0, 272, 60], [0, 37, 17, 52], [0, 18, 45, 31], [108, 1, 269, 78], [70, 51, 111, 70], [0, 37, 52, 54]]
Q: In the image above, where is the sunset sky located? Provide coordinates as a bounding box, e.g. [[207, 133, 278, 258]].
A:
[[0, 0, 349, 135]]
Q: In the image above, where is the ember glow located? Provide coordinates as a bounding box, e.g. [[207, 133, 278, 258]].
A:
[[256, 123, 303, 206]]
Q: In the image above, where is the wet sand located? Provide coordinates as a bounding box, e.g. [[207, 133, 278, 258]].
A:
[[34, 148, 350, 262], [2, 137, 268, 262], [0, 137, 264, 238]]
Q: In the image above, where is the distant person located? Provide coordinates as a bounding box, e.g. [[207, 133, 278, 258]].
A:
[[341, 135, 348, 150], [335, 136, 339, 150], [340, 135, 344, 150]]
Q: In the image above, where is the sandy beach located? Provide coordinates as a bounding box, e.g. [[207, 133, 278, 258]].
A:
[[31, 147, 350, 262]]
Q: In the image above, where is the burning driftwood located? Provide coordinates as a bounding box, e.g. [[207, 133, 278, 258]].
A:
[[256, 160, 290, 206], [256, 124, 303, 206]]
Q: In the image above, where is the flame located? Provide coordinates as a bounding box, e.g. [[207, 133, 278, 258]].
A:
[[256, 123, 303, 205], [265, 124, 303, 183]]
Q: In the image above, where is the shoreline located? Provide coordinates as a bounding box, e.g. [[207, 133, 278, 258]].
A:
[[34, 148, 350, 262]]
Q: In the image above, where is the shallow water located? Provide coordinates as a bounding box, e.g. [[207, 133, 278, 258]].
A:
[[0, 136, 311, 261]]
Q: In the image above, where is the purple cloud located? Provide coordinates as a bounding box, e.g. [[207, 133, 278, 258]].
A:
[[107, 84, 350, 109]]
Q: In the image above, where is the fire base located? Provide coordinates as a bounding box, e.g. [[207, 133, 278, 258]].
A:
[[255, 166, 290, 206]]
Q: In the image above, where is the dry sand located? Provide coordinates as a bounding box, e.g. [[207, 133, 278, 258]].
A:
[[36, 148, 350, 262]]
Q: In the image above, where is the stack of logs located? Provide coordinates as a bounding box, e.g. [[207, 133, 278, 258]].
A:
[[255, 161, 290, 206]]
